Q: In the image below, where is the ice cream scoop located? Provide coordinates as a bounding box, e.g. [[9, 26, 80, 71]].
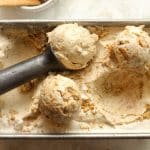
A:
[[0, 46, 66, 95], [0, 42, 97, 95], [0, 24, 98, 95]]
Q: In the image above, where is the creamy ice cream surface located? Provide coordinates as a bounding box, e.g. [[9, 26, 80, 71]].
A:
[[0, 24, 150, 134], [0, 33, 12, 59], [47, 24, 99, 70], [102, 25, 150, 71]]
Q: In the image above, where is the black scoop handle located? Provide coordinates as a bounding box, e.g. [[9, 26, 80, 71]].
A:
[[0, 46, 64, 95]]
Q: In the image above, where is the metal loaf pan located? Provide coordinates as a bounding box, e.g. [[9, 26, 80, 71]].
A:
[[0, 19, 150, 139]]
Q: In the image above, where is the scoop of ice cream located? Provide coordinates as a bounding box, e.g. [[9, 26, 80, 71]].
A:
[[104, 25, 150, 70], [38, 75, 81, 124], [47, 24, 98, 70]]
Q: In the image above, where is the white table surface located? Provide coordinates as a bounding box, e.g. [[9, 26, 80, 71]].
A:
[[0, 0, 150, 149], [0, 0, 150, 20]]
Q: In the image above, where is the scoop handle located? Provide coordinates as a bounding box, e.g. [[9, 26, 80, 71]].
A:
[[0, 47, 62, 95]]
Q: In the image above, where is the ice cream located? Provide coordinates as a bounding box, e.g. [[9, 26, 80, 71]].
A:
[[35, 75, 81, 124], [37, 25, 150, 126], [84, 25, 150, 125], [47, 23, 99, 70], [0, 24, 150, 134], [0, 33, 12, 59], [103, 25, 150, 71], [2, 26, 47, 51]]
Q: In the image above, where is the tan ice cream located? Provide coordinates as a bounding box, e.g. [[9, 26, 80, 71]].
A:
[[0, 25, 150, 134], [47, 24, 99, 70], [86, 25, 150, 125], [0, 33, 12, 59], [34, 75, 81, 124], [103, 25, 150, 71]]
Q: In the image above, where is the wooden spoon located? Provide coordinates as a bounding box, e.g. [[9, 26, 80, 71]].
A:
[[0, 0, 41, 6]]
